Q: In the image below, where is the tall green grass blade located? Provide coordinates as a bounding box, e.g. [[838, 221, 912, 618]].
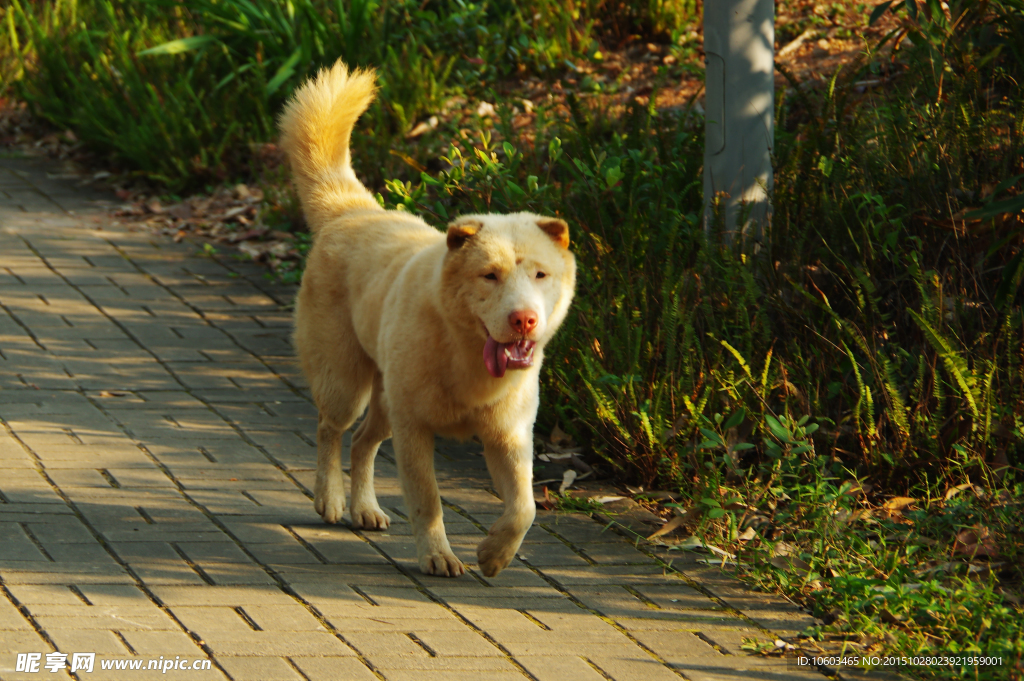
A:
[[137, 35, 217, 56]]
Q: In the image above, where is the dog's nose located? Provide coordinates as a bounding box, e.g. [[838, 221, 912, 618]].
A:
[[509, 310, 539, 334]]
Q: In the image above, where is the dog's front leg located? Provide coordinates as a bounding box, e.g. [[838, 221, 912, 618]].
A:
[[477, 436, 535, 577], [393, 425, 465, 577]]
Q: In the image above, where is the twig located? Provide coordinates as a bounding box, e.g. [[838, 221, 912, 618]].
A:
[[778, 28, 819, 60]]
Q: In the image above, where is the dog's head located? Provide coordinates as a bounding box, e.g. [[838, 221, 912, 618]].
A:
[[442, 212, 576, 378]]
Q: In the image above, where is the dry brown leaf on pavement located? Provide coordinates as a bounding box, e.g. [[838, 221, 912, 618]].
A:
[[535, 486, 554, 510], [591, 495, 625, 504], [647, 507, 701, 540]]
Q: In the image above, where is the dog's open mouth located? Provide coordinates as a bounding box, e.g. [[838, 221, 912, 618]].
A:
[[483, 336, 536, 378]]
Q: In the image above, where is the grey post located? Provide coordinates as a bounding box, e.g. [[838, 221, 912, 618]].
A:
[[703, 0, 775, 241]]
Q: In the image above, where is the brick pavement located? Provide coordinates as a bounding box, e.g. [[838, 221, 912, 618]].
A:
[[0, 155, 825, 681]]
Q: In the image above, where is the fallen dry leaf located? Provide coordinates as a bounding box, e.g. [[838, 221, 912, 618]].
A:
[[944, 483, 981, 501], [166, 203, 193, 220], [883, 496, 916, 511], [841, 480, 872, 496], [567, 454, 592, 474], [647, 515, 688, 540], [953, 527, 998, 558], [98, 390, 127, 397], [550, 423, 572, 447], [231, 228, 267, 243], [558, 469, 577, 494], [218, 205, 251, 221], [738, 526, 757, 541], [879, 609, 913, 628], [535, 486, 554, 510], [406, 116, 439, 139], [836, 508, 874, 524], [997, 588, 1021, 606], [772, 541, 796, 557], [641, 490, 679, 501]]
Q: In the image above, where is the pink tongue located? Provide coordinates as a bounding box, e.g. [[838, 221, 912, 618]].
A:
[[483, 336, 509, 378]]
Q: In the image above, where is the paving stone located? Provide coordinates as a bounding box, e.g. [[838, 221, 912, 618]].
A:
[[0, 598, 33, 630], [368, 656, 519, 672], [45, 628, 133, 655], [586, 654, 688, 681], [216, 656, 305, 681], [409, 629, 505, 657], [0, 564, 133, 584], [201, 631, 356, 657], [118, 629, 206, 656], [28, 606, 178, 631], [0, 630, 51, 653], [289, 657, 378, 681], [325, 617, 470, 633], [377, 671, 524, 681], [344, 630, 435, 659], [516, 655, 610, 681], [150, 585, 296, 607]]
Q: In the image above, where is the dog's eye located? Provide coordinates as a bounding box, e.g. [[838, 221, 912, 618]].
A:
[[536, 272, 547, 279], [484, 273, 498, 280]]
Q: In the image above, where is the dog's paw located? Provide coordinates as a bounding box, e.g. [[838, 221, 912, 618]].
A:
[[314, 491, 346, 525], [351, 505, 391, 530], [419, 550, 465, 578], [476, 536, 516, 577]]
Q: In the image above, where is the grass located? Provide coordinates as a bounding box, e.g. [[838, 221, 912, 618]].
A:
[[660, 433, 1024, 678], [2, 0, 1023, 676]]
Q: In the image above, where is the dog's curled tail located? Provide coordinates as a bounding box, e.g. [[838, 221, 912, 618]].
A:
[[278, 60, 381, 231]]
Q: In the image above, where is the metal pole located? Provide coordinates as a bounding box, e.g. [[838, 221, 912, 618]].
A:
[[703, 0, 775, 243]]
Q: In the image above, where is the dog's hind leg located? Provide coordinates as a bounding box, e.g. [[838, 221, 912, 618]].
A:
[[349, 373, 392, 530], [313, 376, 372, 525], [314, 415, 348, 524], [392, 424, 465, 577], [476, 434, 535, 577]]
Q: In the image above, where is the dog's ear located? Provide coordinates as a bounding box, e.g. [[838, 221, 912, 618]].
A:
[[446, 218, 482, 250], [537, 218, 570, 249]]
